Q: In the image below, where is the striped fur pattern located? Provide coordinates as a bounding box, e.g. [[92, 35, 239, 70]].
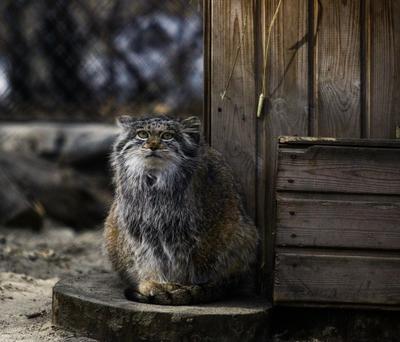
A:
[[104, 115, 258, 305]]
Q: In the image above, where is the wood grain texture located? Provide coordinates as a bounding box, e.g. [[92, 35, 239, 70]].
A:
[[314, 0, 361, 138], [263, 0, 309, 135], [367, 0, 400, 138], [278, 135, 400, 148], [210, 0, 257, 217], [274, 249, 400, 305], [203, 0, 212, 142], [276, 193, 400, 250], [205, 0, 400, 306], [258, 0, 309, 296], [276, 145, 400, 195]]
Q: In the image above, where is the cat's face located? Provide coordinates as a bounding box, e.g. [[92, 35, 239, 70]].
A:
[[113, 115, 202, 175]]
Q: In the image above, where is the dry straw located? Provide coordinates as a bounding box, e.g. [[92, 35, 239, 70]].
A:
[[257, 0, 283, 118]]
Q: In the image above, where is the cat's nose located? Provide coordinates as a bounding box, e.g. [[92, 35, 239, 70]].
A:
[[144, 136, 161, 151], [144, 141, 160, 150]]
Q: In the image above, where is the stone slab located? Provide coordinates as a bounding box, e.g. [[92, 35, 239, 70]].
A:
[[52, 273, 272, 342]]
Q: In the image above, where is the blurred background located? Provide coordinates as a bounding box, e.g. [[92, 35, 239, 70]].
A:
[[0, 0, 203, 231], [0, 0, 203, 121], [0, 3, 203, 337]]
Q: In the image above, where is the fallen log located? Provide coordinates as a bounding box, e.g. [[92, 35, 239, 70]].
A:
[[0, 152, 111, 229], [0, 169, 43, 229], [0, 123, 118, 165]]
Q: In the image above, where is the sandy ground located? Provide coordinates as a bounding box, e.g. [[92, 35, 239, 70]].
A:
[[0, 223, 109, 341], [2, 224, 391, 342], [0, 224, 319, 342]]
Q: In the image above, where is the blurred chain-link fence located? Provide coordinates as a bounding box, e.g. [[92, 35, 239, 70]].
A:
[[0, 0, 203, 121]]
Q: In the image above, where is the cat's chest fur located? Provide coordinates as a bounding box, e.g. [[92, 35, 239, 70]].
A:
[[118, 176, 202, 282]]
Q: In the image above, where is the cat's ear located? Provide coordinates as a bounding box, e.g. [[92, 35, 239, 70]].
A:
[[116, 115, 135, 130], [181, 116, 201, 144], [181, 116, 201, 133]]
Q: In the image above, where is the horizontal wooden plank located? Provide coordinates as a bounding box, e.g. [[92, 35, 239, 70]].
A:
[[276, 193, 400, 249], [278, 136, 400, 148], [272, 301, 400, 311], [276, 145, 400, 194], [274, 249, 400, 305]]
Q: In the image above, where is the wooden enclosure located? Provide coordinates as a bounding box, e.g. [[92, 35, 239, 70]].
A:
[[203, 0, 400, 302], [274, 137, 400, 307]]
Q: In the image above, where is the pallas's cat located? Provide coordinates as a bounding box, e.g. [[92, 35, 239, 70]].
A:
[[104, 115, 258, 305]]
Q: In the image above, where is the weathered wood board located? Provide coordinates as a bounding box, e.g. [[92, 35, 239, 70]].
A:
[[274, 137, 400, 308], [368, 0, 400, 139], [314, 0, 362, 138], [276, 193, 400, 250], [209, 0, 257, 217], [257, 0, 309, 297], [276, 145, 400, 194], [274, 249, 400, 306]]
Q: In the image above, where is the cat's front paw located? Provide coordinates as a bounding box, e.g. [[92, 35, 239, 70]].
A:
[[125, 281, 195, 305]]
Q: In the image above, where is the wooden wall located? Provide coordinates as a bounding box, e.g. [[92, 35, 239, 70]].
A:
[[273, 137, 400, 307], [204, 0, 400, 297]]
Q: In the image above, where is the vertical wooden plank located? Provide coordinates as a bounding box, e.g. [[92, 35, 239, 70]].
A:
[[258, 0, 309, 296], [264, 0, 309, 135], [210, 0, 257, 217], [360, 0, 369, 139], [314, 0, 361, 138], [368, 0, 400, 139], [203, 0, 211, 142]]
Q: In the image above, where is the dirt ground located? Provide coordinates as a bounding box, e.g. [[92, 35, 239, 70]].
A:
[[0, 222, 108, 341], [1, 224, 397, 342], [0, 223, 335, 342]]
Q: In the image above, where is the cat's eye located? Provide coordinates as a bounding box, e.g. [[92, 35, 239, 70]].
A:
[[136, 131, 149, 140], [161, 132, 174, 141]]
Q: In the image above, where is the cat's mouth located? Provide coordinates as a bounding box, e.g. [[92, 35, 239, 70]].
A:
[[145, 152, 163, 159]]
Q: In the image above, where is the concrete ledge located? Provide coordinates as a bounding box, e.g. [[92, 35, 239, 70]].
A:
[[52, 273, 272, 342]]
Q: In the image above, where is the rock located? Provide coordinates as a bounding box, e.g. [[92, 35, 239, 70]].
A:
[[52, 273, 272, 342]]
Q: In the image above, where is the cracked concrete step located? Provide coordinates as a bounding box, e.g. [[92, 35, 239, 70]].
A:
[[52, 273, 272, 342]]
